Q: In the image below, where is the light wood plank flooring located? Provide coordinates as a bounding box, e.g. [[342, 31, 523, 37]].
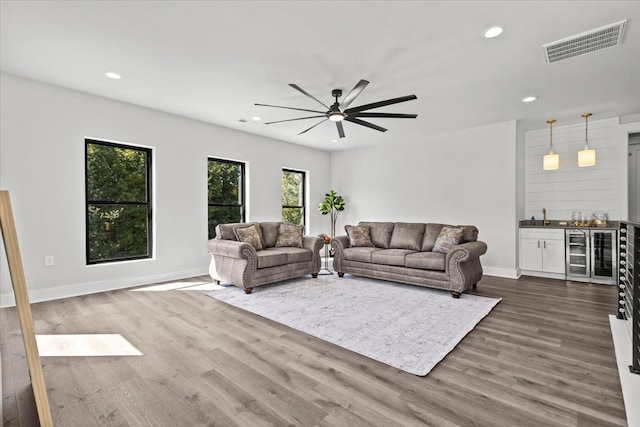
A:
[[2, 275, 627, 426]]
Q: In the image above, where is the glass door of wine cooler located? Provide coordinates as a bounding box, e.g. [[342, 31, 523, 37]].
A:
[[566, 229, 590, 281], [590, 229, 616, 284]]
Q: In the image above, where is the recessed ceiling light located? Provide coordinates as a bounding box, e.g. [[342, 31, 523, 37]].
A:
[[330, 139, 337, 143], [251, 116, 261, 121], [105, 72, 122, 79], [482, 25, 504, 39], [522, 96, 538, 103]]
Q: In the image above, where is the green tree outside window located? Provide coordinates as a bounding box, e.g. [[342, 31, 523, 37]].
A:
[[282, 169, 305, 226], [86, 140, 151, 264], [208, 158, 245, 238]]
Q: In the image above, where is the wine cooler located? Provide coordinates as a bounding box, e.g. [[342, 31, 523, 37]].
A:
[[565, 229, 617, 284]]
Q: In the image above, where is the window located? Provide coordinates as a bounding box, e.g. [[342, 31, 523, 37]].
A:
[[85, 139, 152, 264], [282, 169, 305, 227], [208, 158, 245, 238]]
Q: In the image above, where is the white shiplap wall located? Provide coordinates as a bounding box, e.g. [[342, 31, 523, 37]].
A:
[[525, 117, 620, 221]]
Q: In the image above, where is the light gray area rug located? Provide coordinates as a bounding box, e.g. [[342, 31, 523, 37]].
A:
[[206, 275, 500, 376]]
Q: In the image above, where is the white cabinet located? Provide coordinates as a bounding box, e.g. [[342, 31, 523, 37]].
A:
[[519, 228, 565, 277]]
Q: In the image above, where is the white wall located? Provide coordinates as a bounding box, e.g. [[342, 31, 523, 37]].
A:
[[330, 120, 518, 278], [0, 73, 331, 306], [524, 117, 640, 221]]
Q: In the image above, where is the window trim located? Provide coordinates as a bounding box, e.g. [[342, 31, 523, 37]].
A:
[[207, 157, 246, 238], [282, 168, 306, 227], [85, 139, 153, 265]]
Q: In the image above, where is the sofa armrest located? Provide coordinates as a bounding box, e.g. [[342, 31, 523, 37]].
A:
[[205, 238, 256, 259], [446, 241, 487, 264], [446, 241, 487, 292], [331, 235, 350, 273], [303, 235, 324, 273], [331, 235, 350, 250]]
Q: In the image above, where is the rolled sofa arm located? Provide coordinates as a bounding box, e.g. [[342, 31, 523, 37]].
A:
[[205, 238, 256, 259], [205, 239, 257, 286], [331, 235, 350, 273], [446, 240, 488, 292], [303, 236, 324, 273], [446, 241, 487, 264]]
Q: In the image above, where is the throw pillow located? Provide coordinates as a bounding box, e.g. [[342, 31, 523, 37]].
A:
[[233, 224, 264, 251], [433, 226, 464, 254], [275, 223, 303, 248], [345, 225, 374, 247]]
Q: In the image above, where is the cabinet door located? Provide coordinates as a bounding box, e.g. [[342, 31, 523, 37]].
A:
[[542, 239, 566, 273], [520, 238, 542, 270]]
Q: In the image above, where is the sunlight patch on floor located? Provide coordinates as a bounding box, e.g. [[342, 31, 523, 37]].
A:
[[36, 334, 143, 357], [130, 281, 223, 291]]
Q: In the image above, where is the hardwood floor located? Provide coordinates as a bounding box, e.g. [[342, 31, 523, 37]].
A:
[[2, 274, 627, 426]]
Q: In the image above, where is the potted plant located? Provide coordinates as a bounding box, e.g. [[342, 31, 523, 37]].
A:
[[317, 190, 346, 240]]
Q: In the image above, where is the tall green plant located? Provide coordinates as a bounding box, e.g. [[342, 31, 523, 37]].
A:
[[317, 190, 346, 238]]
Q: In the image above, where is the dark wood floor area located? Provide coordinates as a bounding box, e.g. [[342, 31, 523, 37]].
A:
[[2, 274, 627, 426]]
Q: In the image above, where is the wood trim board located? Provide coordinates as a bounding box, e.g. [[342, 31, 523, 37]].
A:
[[0, 190, 53, 426]]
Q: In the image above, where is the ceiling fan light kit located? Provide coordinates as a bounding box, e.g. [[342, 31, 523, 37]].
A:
[[256, 79, 417, 139]]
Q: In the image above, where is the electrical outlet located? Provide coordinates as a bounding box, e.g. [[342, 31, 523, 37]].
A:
[[44, 255, 54, 267]]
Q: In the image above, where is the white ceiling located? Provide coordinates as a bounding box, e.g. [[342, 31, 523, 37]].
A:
[[1, 1, 639, 151]]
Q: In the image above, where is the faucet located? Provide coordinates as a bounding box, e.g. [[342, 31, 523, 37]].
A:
[[542, 208, 550, 226]]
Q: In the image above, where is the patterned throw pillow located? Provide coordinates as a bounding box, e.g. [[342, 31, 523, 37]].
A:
[[233, 224, 264, 251], [433, 226, 464, 254], [345, 225, 374, 247], [275, 223, 303, 248]]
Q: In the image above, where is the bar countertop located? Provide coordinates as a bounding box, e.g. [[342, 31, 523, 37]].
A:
[[519, 220, 620, 229]]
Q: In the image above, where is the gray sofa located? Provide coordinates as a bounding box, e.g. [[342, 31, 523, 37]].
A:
[[206, 222, 323, 294], [331, 222, 487, 298]]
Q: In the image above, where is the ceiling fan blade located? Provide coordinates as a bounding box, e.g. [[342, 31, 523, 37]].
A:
[[344, 95, 417, 114], [340, 79, 369, 110], [265, 115, 327, 125], [289, 84, 329, 109], [336, 121, 345, 139], [349, 112, 417, 119], [255, 103, 325, 114], [344, 117, 387, 132], [298, 118, 329, 135]]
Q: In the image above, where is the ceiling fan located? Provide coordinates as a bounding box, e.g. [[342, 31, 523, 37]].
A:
[[255, 79, 417, 139]]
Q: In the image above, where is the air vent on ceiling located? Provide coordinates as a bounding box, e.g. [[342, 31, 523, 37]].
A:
[[542, 20, 627, 64]]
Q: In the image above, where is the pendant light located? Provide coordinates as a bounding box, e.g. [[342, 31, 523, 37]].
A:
[[543, 119, 559, 170], [578, 113, 596, 167]]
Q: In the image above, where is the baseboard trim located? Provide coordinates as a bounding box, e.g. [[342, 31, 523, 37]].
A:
[[519, 270, 566, 280], [483, 266, 519, 279], [0, 268, 209, 308]]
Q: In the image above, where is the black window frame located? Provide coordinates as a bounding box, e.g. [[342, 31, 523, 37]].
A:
[[208, 157, 246, 238], [85, 139, 153, 265], [282, 168, 306, 227]]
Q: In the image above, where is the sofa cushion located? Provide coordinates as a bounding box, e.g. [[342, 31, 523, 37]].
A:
[[458, 225, 479, 243], [421, 223, 446, 251], [264, 247, 312, 264], [260, 222, 280, 248], [215, 222, 254, 240], [371, 249, 417, 266], [433, 226, 464, 254], [343, 247, 382, 263], [405, 252, 446, 271], [358, 222, 395, 248], [422, 224, 478, 250], [389, 222, 425, 251], [256, 250, 288, 268], [233, 224, 263, 251], [275, 223, 303, 248], [345, 225, 374, 247]]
